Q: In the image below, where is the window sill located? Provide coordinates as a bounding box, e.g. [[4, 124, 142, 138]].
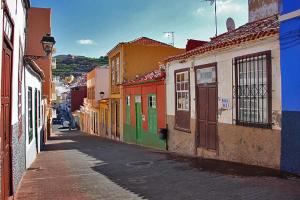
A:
[[174, 126, 191, 133], [236, 122, 272, 129]]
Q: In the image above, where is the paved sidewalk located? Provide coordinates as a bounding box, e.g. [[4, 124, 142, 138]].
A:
[[15, 130, 300, 200]]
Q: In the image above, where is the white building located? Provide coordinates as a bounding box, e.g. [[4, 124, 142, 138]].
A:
[[24, 60, 44, 168], [0, 0, 30, 198], [165, 15, 282, 169]]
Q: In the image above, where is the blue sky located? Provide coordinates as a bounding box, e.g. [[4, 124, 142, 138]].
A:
[[31, 0, 248, 58]]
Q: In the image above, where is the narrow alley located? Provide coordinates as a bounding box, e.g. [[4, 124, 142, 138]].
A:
[[15, 127, 300, 200]]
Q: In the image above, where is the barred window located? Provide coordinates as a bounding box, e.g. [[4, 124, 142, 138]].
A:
[[176, 71, 189, 111], [235, 51, 271, 128]]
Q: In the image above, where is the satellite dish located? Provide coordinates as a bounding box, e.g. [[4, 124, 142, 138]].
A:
[[226, 17, 235, 32]]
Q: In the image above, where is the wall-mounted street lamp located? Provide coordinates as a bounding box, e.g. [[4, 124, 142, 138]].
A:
[[100, 91, 105, 99], [24, 33, 56, 63], [41, 33, 56, 56]]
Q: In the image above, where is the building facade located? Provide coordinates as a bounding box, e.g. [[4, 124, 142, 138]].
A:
[[279, 0, 300, 174], [123, 70, 167, 150], [81, 67, 109, 135], [107, 37, 185, 141], [26, 7, 53, 140], [165, 14, 281, 169], [0, 0, 30, 199], [24, 60, 44, 169]]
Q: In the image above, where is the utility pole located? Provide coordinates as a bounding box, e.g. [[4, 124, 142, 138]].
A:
[[203, 0, 218, 36]]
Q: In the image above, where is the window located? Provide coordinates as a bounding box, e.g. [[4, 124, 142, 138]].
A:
[[4, 13, 13, 42], [126, 96, 130, 106], [235, 51, 271, 128], [116, 57, 120, 83], [148, 95, 156, 108], [176, 71, 189, 111], [111, 55, 120, 86], [28, 87, 33, 143], [174, 69, 190, 131], [126, 96, 131, 125]]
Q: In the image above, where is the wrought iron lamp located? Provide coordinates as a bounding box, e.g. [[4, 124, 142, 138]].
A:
[[100, 91, 105, 99], [24, 33, 56, 63], [41, 33, 56, 56]]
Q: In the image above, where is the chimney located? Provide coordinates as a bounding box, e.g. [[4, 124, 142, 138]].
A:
[[248, 0, 279, 22]]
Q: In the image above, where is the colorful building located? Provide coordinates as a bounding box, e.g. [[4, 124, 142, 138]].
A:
[[279, 0, 300, 174], [107, 37, 185, 141], [26, 7, 53, 140], [70, 86, 87, 112], [123, 69, 167, 150], [81, 67, 109, 135], [164, 2, 282, 169]]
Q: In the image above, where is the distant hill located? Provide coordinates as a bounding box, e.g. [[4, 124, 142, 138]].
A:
[[52, 54, 108, 77]]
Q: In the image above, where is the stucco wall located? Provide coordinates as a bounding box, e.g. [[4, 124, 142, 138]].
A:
[[249, 0, 279, 22], [166, 36, 281, 168], [3, 0, 28, 194], [167, 116, 196, 155], [25, 66, 43, 169], [26, 8, 52, 103], [280, 3, 300, 174], [12, 121, 26, 193], [95, 67, 109, 101], [218, 123, 281, 169]]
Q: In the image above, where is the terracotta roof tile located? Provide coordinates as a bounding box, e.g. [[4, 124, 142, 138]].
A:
[[123, 69, 165, 85], [128, 37, 172, 47], [165, 15, 279, 62]]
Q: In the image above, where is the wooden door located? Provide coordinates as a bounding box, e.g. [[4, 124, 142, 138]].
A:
[[1, 42, 13, 200], [196, 66, 217, 150]]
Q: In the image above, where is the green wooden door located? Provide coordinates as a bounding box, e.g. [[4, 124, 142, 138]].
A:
[[148, 95, 157, 134], [135, 96, 142, 142]]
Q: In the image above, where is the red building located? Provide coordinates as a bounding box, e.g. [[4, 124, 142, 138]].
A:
[[122, 69, 166, 150], [71, 86, 87, 112]]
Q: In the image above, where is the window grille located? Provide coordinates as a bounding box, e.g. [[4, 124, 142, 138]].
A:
[[235, 51, 271, 128]]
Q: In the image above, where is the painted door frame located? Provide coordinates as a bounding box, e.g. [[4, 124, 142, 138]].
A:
[[194, 63, 219, 152], [1, 3, 15, 199]]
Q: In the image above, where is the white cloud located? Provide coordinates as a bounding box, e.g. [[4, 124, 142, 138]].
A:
[[195, 7, 206, 16], [77, 39, 96, 45], [195, 0, 247, 16], [216, 0, 247, 14]]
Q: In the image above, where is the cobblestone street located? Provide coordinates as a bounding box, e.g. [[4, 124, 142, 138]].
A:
[[15, 130, 300, 200]]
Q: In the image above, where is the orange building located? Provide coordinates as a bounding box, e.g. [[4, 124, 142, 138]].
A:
[[107, 37, 185, 141], [26, 7, 53, 139], [26, 8, 52, 104]]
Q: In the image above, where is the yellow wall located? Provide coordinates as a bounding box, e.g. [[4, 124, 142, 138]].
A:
[[123, 44, 185, 80], [107, 41, 184, 141]]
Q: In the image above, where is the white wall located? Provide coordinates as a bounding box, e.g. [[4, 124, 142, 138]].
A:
[[25, 66, 43, 168], [5, 0, 27, 125], [166, 36, 281, 130], [95, 67, 109, 100]]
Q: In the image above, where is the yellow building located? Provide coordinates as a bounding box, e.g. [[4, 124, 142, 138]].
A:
[[81, 66, 109, 136], [107, 37, 185, 141], [99, 99, 110, 137]]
